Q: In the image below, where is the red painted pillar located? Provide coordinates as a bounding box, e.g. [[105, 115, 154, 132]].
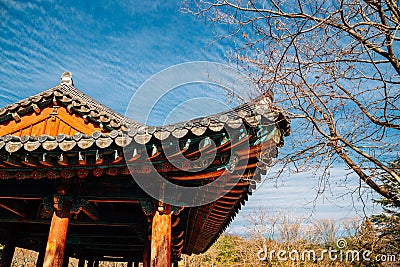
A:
[[43, 212, 69, 267], [150, 204, 171, 267]]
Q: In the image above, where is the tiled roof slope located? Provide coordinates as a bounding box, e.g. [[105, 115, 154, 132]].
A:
[[0, 72, 290, 152]]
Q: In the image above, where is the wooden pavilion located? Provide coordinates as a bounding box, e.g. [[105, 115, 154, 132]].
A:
[[0, 72, 290, 267]]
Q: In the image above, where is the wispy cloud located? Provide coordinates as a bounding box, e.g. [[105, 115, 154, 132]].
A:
[[0, 0, 225, 114], [228, 165, 380, 233]]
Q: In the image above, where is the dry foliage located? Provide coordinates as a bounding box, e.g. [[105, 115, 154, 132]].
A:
[[184, 209, 397, 266]]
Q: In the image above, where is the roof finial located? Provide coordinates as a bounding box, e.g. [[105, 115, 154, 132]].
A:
[[60, 71, 73, 86]]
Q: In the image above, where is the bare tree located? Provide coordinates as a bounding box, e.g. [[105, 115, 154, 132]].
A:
[[184, 0, 400, 205]]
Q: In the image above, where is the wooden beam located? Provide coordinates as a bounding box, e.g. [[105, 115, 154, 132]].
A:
[[233, 162, 258, 171], [216, 199, 236, 205], [0, 240, 15, 267], [171, 216, 180, 228], [150, 205, 171, 267], [175, 230, 184, 239], [169, 169, 225, 180], [173, 238, 184, 247], [0, 179, 151, 200], [3, 154, 21, 167], [0, 218, 140, 227], [43, 212, 69, 267], [81, 202, 99, 221], [88, 199, 139, 204], [0, 200, 27, 218], [213, 205, 232, 211], [220, 195, 242, 200]]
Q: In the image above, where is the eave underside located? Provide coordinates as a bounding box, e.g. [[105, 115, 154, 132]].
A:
[[0, 122, 279, 258], [0, 170, 256, 260]]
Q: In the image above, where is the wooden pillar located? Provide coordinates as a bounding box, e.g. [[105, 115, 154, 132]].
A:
[[0, 240, 15, 267], [77, 259, 85, 267], [43, 212, 69, 267], [150, 204, 171, 267], [87, 260, 94, 267]]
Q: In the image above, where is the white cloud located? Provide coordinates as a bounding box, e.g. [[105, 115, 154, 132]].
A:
[[228, 165, 381, 233]]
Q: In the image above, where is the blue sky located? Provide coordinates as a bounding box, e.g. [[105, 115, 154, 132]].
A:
[[0, 0, 379, 230], [0, 0, 233, 114]]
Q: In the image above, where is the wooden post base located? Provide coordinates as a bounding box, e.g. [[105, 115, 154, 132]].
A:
[[43, 212, 69, 267]]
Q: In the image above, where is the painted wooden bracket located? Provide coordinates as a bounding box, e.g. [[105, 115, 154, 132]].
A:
[[139, 199, 155, 217]]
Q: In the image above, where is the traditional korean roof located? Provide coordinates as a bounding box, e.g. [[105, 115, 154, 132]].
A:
[[0, 72, 290, 260], [0, 72, 289, 149]]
